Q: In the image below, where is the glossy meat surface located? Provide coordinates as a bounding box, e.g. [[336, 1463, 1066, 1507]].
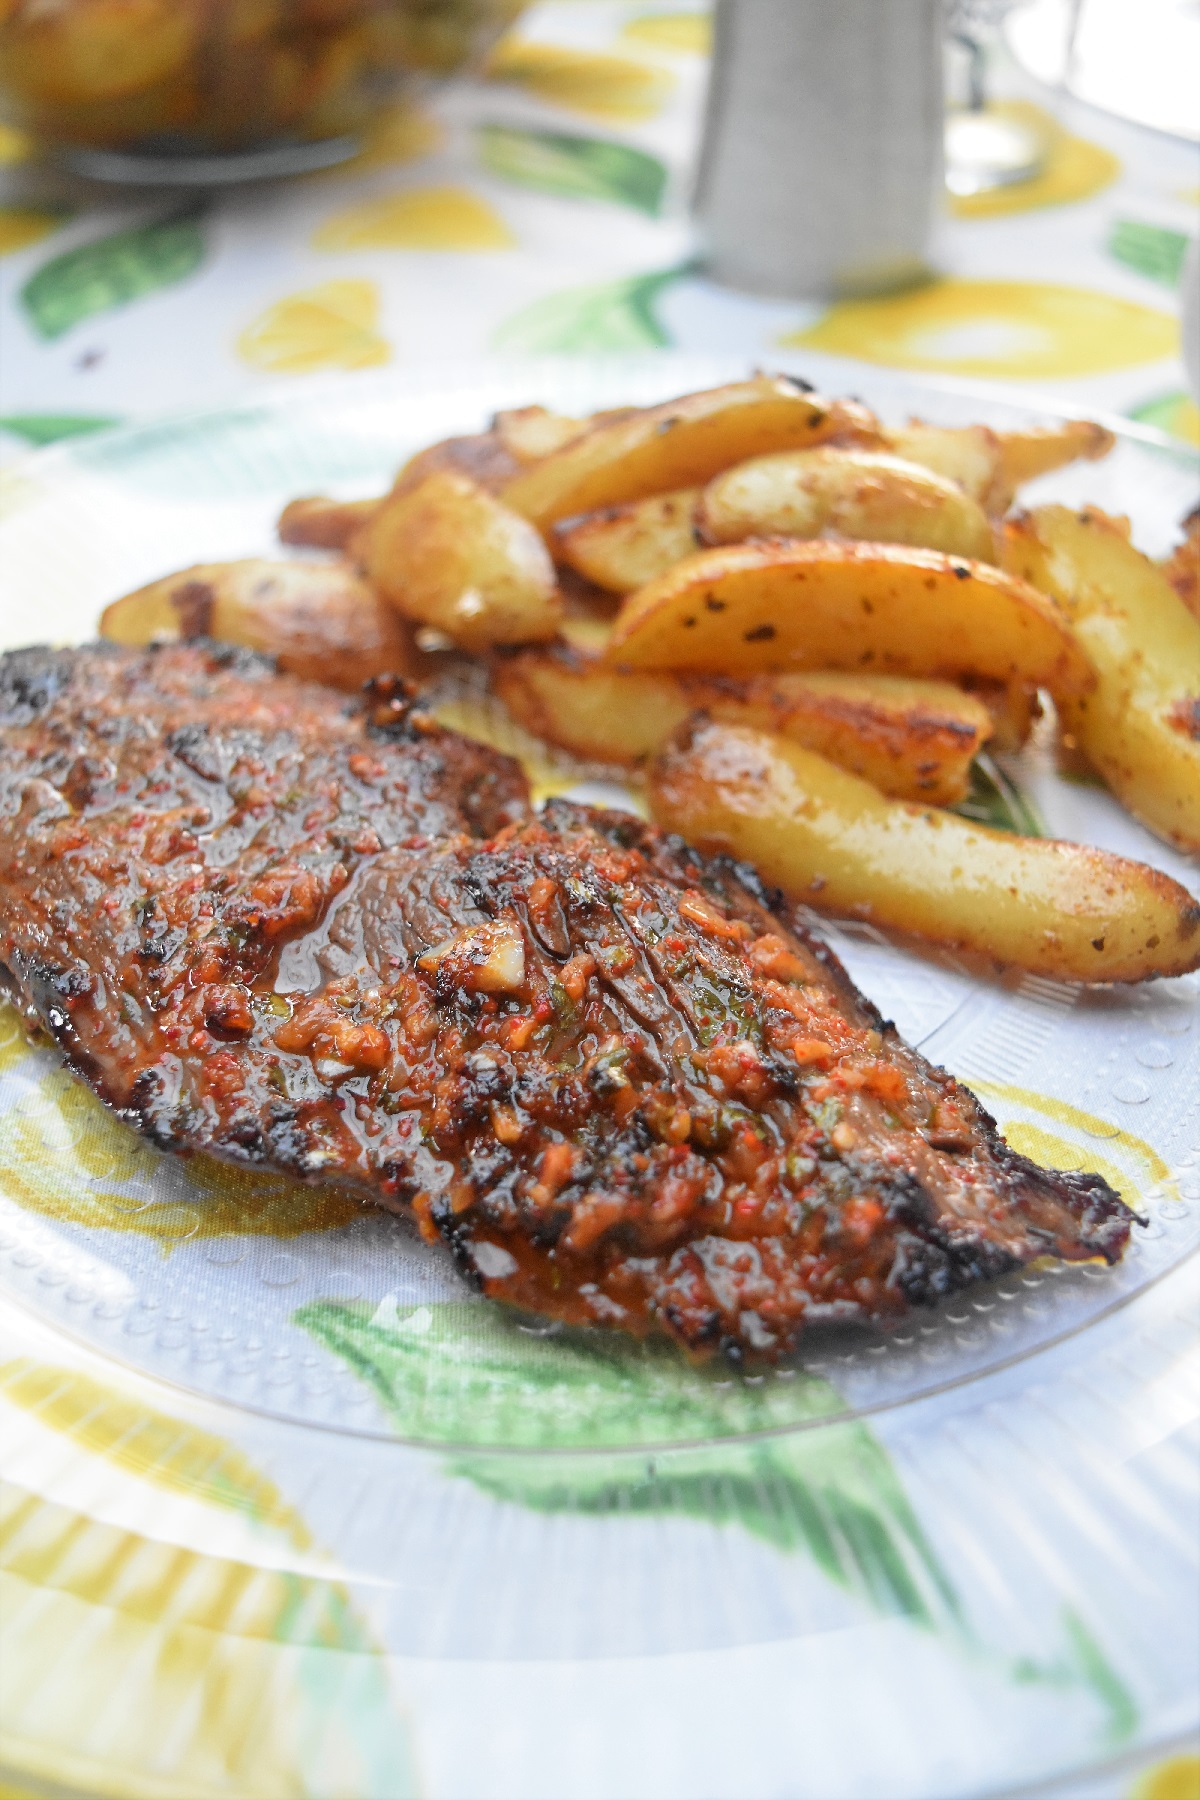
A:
[[0, 643, 1133, 1357]]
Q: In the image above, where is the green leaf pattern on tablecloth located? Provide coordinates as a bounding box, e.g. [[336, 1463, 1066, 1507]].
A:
[[20, 212, 206, 341], [1015, 1609, 1139, 1746], [1108, 219, 1190, 288], [1128, 389, 1200, 446], [477, 124, 668, 213], [492, 263, 689, 351], [0, 413, 121, 446], [296, 1297, 962, 1628]]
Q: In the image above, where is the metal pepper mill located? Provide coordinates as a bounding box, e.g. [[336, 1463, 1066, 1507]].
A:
[[695, 0, 946, 299]]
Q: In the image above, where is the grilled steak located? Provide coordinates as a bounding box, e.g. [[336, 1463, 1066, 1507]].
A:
[[0, 643, 1133, 1358]]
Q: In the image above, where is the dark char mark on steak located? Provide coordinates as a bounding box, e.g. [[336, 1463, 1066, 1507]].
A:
[[0, 642, 1134, 1359]]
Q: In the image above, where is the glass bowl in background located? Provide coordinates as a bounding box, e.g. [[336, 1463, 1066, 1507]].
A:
[[0, 0, 528, 183]]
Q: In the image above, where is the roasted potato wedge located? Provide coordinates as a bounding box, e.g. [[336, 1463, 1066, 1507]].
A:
[[1003, 504, 1200, 850], [697, 448, 996, 560], [100, 558, 417, 689], [552, 487, 702, 594], [493, 405, 586, 464], [883, 417, 1115, 516], [605, 539, 1094, 700], [495, 646, 993, 803], [884, 422, 1008, 512], [962, 679, 1041, 754], [365, 469, 561, 650], [391, 429, 520, 500], [1162, 503, 1200, 624], [277, 494, 382, 552], [649, 720, 1200, 984], [995, 419, 1115, 489], [502, 377, 881, 529]]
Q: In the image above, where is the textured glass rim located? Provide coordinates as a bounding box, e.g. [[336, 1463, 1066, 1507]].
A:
[[10, 351, 1199, 482], [6, 1242, 1196, 1462]]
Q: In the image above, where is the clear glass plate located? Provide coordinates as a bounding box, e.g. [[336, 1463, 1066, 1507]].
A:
[[1, 355, 1197, 1800]]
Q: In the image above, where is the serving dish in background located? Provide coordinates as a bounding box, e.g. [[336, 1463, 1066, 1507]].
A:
[[0, 0, 527, 183]]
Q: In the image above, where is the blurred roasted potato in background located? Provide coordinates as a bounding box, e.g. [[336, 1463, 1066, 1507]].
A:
[[100, 558, 417, 689], [962, 679, 1041, 754], [390, 428, 522, 500], [696, 448, 996, 560], [649, 719, 1200, 984], [552, 487, 702, 595], [365, 469, 562, 650], [605, 538, 1094, 700], [994, 418, 1115, 490], [884, 417, 1114, 516], [502, 376, 882, 529], [885, 422, 1009, 512], [495, 648, 993, 803], [493, 405, 585, 464], [277, 495, 382, 552], [1004, 504, 1200, 851], [1163, 503, 1200, 623]]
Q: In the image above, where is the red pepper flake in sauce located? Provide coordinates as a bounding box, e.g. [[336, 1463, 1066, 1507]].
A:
[[678, 890, 752, 942]]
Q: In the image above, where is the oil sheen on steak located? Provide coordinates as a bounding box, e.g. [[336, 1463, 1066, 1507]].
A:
[[0, 643, 1133, 1358]]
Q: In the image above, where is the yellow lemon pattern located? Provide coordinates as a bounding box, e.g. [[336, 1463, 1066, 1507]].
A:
[[236, 277, 390, 372], [1133, 1756, 1200, 1800], [787, 278, 1178, 379], [620, 12, 712, 54], [313, 183, 515, 251], [968, 1080, 1181, 1209], [0, 1005, 359, 1241], [0, 1358, 310, 1540], [0, 1364, 412, 1799], [0, 207, 67, 257], [0, 122, 32, 166], [330, 99, 443, 174], [486, 38, 675, 122], [949, 105, 1120, 219]]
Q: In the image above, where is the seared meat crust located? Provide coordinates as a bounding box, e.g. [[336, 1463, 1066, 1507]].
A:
[[0, 643, 1133, 1357]]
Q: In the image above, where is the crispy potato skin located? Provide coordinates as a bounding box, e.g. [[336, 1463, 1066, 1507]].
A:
[[390, 429, 521, 500], [553, 487, 702, 594], [365, 469, 562, 651], [495, 647, 992, 803], [961, 679, 1041, 754], [885, 422, 1009, 512], [1163, 505, 1200, 624], [493, 406, 586, 464], [277, 494, 381, 552], [884, 419, 1114, 517], [1003, 504, 1200, 851], [697, 448, 996, 560], [100, 558, 418, 690], [502, 377, 882, 528], [995, 420, 1115, 490], [605, 538, 1095, 699], [495, 650, 693, 762], [649, 721, 1200, 984]]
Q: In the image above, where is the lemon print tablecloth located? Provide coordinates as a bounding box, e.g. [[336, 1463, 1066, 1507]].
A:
[[0, 8, 1199, 1800], [0, 0, 1197, 451]]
